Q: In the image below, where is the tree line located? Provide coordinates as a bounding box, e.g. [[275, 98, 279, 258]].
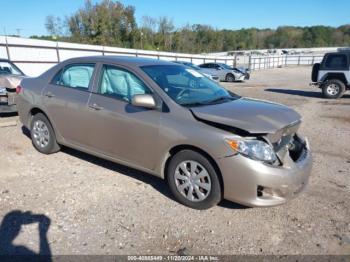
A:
[[32, 0, 350, 53]]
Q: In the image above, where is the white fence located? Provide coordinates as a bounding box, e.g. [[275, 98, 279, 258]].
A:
[[0, 36, 325, 77], [0, 36, 236, 77], [248, 55, 324, 70]]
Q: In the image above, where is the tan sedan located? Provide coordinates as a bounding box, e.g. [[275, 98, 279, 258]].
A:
[[17, 56, 312, 209]]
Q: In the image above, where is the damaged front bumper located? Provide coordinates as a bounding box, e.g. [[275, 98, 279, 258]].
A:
[[218, 136, 312, 207]]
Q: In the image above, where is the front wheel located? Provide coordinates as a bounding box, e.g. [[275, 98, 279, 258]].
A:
[[225, 73, 235, 82], [167, 150, 222, 209], [30, 113, 60, 154], [322, 79, 345, 99]]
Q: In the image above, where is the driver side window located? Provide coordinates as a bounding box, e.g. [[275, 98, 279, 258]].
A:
[[98, 65, 152, 102]]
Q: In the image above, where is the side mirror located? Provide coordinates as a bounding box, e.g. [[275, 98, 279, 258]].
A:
[[131, 94, 156, 109], [217, 67, 222, 70]]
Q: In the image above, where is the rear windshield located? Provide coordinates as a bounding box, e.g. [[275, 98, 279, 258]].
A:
[[0, 61, 24, 76]]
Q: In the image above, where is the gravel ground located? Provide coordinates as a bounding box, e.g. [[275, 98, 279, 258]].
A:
[[0, 66, 349, 256]]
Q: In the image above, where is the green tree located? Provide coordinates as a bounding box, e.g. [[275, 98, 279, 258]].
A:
[[43, 1, 350, 53]]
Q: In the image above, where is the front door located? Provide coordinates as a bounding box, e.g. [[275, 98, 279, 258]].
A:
[[87, 64, 161, 171]]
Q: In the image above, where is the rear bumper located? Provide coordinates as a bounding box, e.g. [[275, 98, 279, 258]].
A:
[[218, 139, 312, 207], [309, 82, 321, 87]]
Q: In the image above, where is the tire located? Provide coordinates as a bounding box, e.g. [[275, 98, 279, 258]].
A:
[[321, 79, 346, 99], [30, 113, 60, 154], [311, 63, 320, 82], [167, 150, 222, 209], [225, 73, 235, 82]]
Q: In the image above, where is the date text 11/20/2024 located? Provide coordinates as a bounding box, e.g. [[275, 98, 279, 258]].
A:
[[127, 255, 219, 261]]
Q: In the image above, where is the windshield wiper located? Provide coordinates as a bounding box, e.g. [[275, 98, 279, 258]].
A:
[[180, 101, 207, 107], [181, 96, 235, 107], [202, 96, 234, 105]]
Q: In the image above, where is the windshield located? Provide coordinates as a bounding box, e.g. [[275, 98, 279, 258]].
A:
[[141, 65, 239, 106], [219, 63, 233, 70], [0, 61, 24, 76], [184, 63, 201, 70], [174, 61, 201, 70]]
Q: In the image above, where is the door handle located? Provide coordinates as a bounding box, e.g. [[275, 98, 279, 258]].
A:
[[45, 92, 55, 98], [89, 103, 104, 110]]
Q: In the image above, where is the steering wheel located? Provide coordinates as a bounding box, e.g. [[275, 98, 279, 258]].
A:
[[176, 88, 191, 100]]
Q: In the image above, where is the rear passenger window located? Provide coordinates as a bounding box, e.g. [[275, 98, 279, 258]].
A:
[[52, 64, 95, 89], [325, 55, 348, 69]]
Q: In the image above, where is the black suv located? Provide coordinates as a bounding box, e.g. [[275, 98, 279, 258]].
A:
[[311, 51, 350, 99]]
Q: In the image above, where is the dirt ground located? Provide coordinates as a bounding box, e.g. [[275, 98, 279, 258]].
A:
[[0, 66, 349, 256]]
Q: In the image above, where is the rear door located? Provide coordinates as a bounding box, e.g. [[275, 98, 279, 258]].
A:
[[86, 64, 161, 170], [42, 63, 96, 147]]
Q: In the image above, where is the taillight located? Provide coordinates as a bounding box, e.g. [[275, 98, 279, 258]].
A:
[[16, 85, 22, 94]]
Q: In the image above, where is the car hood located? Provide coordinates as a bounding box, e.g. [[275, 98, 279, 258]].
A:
[[190, 97, 301, 134], [0, 75, 26, 89]]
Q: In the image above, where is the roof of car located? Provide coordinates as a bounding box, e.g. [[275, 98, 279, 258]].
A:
[[326, 50, 350, 56], [62, 56, 178, 67], [0, 58, 10, 62]]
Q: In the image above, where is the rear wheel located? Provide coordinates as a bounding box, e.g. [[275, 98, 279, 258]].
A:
[[225, 73, 235, 82], [322, 79, 345, 99], [30, 113, 60, 154], [167, 150, 222, 209]]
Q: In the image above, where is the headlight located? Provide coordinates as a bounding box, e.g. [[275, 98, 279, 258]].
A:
[[226, 138, 277, 163]]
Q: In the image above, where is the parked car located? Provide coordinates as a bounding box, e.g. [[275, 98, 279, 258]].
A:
[[172, 61, 219, 82], [0, 59, 26, 113], [311, 51, 350, 99], [17, 56, 312, 209], [198, 63, 248, 82]]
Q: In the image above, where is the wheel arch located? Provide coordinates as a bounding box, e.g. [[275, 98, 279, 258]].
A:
[[162, 144, 224, 197], [321, 73, 348, 85], [28, 107, 48, 125], [28, 107, 60, 141], [225, 72, 235, 80]]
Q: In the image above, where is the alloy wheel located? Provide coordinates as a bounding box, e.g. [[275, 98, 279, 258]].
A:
[[32, 120, 50, 148]]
